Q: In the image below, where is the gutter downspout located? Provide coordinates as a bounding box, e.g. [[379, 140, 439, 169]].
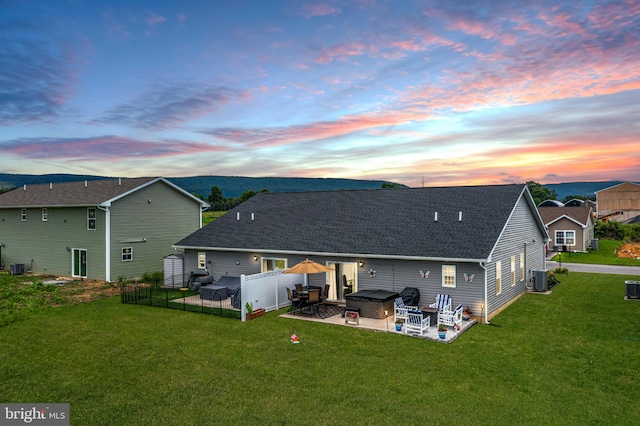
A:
[[480, 262, 489, 324], [97, 205, 111, 282]]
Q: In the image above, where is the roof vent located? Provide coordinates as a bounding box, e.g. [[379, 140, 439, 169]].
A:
[[49, 183, 53, 190], [459, 211, 463, 221], [236, 212, 240, 221], [84, 180, 88, 188], [434, 212, 438, 222], [23, 184, 26, 191], [251, 212, 255, 221], [118, 177, 122, 186]]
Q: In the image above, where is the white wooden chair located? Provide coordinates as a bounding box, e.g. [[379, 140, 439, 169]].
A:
[[405, 310, 430, 336], [394, 297, 417, 323], [438, 303, 463, 331], [429, 294, 452, 312]]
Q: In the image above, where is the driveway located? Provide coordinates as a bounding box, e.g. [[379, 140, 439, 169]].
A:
[[545, 260, 640, 276]]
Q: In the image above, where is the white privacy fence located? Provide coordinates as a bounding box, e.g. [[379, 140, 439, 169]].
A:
[[241, 271, 302, 321]]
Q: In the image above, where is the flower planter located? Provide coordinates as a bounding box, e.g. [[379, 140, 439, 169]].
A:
[[246, 308, 265, 320], [438, 330, 447, 339], [395, 324, 403, 332]]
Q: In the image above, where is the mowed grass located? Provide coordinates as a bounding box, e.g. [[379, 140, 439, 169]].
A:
[[550, 239, 640, 266], [1, 273, 640, 425], [202, 210, 227, 225]]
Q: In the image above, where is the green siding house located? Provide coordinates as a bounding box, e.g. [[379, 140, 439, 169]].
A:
[[0, 177, 208, 281]]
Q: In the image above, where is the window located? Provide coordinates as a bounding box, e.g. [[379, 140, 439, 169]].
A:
[[262, 257, 287, 272], [511, 256, 516, 286], [520, 252, 525, 282], [122, 247, 133, 261], [555, 230, 575, 246], [442, 265, 456, 288], [42, 208, 48, 222], [87, 208, 96, 230], [21, 209, 26, 221], [496, 261, 502, 295], [198, 252, 206, 269]]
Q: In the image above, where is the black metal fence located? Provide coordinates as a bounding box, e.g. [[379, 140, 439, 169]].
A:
[[120, 284, 240, 319]]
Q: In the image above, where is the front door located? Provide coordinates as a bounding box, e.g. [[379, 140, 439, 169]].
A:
[[327, 262, 357, 302], [72, 249, 87, 278]]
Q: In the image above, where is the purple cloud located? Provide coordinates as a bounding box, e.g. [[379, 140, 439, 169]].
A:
[[93, 83, 250, 130], [0, 135, 227, 161], [0, 29, 80, 125]]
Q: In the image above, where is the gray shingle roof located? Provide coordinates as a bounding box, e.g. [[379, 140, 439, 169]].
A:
[[538, 205, 593, 227], [0, 177, 158, 207], [176, 184, 530, 260]]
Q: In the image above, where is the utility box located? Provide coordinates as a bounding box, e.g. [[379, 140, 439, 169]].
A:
[[534, 270, 548, 292], [591, 239, 599, 250], [10, 263, 25, 275], [625, 281, 640, 299]]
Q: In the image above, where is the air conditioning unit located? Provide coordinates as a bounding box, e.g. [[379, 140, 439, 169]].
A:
[[626, 281, 640, 299], [533, 270, 548, 292], [10, 263, 25, 275]]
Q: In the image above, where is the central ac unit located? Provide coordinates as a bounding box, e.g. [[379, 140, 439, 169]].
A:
[[626, 281, 640, 299], [533, 270, 548, 292]]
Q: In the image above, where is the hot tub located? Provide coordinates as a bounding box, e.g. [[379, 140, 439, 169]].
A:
[[345, 290, 399, 319]]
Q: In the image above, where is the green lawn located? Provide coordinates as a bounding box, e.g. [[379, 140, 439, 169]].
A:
[[550, 239, 640, 266], [1, 272, 640, 425], [203, 210, 227, 225]]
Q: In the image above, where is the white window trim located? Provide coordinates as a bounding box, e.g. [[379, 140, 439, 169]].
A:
[[87, 208, 96, 231], [555, 230, 576, 246], [496, 261, 502, 295], [42, 208, 48, 222], [261, 257, 288, 272], [122, 247, 133, 262], [21, 209, 26, 222], [442, 265, 456, 288], [198, 252, 206, 269], [510, 256, 516, 287], [520, 252, 525, 282]]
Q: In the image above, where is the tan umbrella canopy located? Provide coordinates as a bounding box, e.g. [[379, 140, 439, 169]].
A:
[[284, 259, 332, 275]]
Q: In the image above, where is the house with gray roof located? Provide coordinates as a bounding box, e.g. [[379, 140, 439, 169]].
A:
[[538, 205, 596, 252], [174, 184, 549, 322], [0, 177, 208, 281]]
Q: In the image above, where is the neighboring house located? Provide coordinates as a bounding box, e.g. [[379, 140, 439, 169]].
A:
[[0, 177, 208, 281], [174, 184, 549, 323], [595, 182, 640, 223], [538, 205, 596, 252]]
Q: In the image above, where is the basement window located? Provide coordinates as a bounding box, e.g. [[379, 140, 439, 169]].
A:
[[122, 247, 133, 262]]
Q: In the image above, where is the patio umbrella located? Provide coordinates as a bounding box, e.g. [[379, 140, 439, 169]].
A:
[[284, 259, 332, 287]]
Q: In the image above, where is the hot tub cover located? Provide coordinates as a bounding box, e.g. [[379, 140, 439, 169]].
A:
[[346, 289, 399, 302]]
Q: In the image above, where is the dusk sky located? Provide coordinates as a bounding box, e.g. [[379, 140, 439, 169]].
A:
[[1, 0, 639, 188]]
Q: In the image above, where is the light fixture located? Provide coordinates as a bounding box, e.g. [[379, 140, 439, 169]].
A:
[[253, 255, 258, 261], [368, 268, 376, 278], [358, 261, 364, 267], [236, 260, 240, 265]]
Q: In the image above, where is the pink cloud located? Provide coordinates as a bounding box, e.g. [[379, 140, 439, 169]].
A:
[[2, 136, 226, 161], [315, 41, 366, 63], [300, 2, 341, 19]]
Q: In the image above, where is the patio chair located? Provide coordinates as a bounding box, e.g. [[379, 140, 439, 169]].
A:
[[405, 310, 430, 336], [429, 294, 452, 312], [438, 304, 463, 331], [286, 287, 303, 314], [304, 289, 321, 314], [318, 284, 330, 312], [294, 283, 303, 295], [394, 297, 418, 323]]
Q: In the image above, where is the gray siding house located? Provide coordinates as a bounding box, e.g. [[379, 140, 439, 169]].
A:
[[174, 184, 549, 322], [0, 177, 208, 281]]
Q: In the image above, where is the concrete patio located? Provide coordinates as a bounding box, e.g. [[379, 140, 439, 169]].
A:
[[280, 305, 477, 343]]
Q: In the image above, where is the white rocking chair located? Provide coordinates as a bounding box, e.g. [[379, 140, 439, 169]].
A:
[[438, 303, 463, 331], [405, 310, 430, 336]]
